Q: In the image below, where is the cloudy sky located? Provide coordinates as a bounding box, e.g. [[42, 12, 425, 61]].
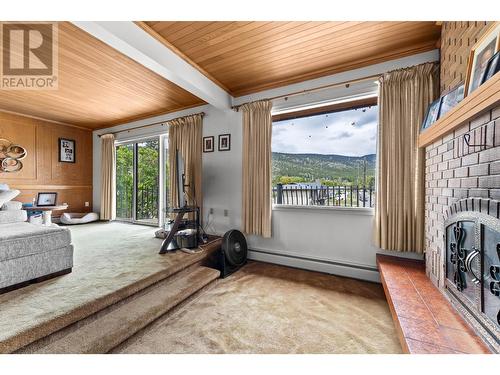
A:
[[272, 105, 378, 156]]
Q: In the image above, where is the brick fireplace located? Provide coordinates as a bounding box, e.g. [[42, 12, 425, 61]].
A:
[[425, 105, 500, 286], [424, 104, 500, 351]]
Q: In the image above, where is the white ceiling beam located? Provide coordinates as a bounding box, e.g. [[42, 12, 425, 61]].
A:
[[72, 21, 232, 110]]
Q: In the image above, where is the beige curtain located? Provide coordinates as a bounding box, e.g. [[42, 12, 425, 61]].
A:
[[374, 62, 439, 253], [241, 100, 273, 238], [100, 134, 116, 221], [168, 113, 203, 213]]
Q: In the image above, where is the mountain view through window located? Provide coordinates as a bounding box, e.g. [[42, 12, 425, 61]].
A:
[[272, 102, 378, 207]]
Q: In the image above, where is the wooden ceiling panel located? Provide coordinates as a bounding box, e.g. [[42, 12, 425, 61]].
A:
[[202, 22, 417, 71], [201, 25, 413, 69], [181, 22, 276, 56], [143, 21, 441, 96], [0, 22, 204, 129], [218, 26, 439, 79], [199, 22, 351, 67], [229, 41, 437, 94], [186, 22, 316, 61]]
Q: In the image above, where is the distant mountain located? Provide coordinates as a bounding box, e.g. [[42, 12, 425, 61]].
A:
[[272, 152, 376, 183]]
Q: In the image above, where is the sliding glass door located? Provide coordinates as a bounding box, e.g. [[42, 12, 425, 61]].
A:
[[136, 139, 160, 224], [116, 143, 134, 220], [115, 137, 160, 225]]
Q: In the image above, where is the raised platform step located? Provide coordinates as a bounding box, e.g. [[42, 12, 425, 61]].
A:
[[19, 265, 220, 354], [377, 254, 490, 354], [1, 235, 222, 354]]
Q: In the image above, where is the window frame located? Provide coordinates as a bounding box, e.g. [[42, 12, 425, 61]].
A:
[[272, 96, 377, 122], [271, 96, 378, 212]]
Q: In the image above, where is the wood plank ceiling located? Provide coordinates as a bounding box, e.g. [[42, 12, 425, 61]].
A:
[[0, 22, 205, 130], [142, 21, 442, 96]]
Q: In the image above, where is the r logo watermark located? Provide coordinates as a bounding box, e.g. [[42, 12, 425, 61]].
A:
[[0, 22, 58, 90]]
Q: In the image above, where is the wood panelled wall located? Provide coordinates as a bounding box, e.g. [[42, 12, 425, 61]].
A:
[[440, 21, 493, 94], [0, 112, 92, 213]]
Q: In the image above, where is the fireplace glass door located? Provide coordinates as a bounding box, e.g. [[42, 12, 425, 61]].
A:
[[446, 217, 500, 335], [483, 225, 500, 327], [446, 220, 480, 307]]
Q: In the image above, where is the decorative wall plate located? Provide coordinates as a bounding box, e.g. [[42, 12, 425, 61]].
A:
[[6, 145, 27, 160], [0, 139, 11, 159], [1, 158, 23, 172], [0, 138, 26, 173]]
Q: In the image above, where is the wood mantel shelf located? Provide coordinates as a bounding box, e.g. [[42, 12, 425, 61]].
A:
[[419, 72, 500, 148]]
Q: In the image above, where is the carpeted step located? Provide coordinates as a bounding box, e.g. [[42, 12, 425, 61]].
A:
[[25, 266, 220, 354], [2, 236, 222, 354]]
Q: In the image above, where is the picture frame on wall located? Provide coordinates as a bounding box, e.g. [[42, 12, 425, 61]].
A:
[[59, 138, 76, 163], [218, 134, 231, 151], [480, 50, 500, 85], [438, 83, 465, 118], [421, 99, 441, 132], [464, 22, 500, 96], [203, 136, 214, 152]]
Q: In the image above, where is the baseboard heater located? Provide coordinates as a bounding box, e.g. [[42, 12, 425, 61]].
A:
[[248, 248, 380, 283]]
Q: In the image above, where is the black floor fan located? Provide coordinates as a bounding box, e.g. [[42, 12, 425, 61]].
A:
[[218, 230, 248, 278]]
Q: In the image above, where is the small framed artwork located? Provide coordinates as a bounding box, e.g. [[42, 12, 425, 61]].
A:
[[421, 99, 441, 132], [480, 50, 500, 85], [464, 22, 500, 96], [203, 136, 214, 153], [59, 138, 76, 163], [438, 83, 465, 118], [36, 192, 57, 207], [218, 134, 231, 151]]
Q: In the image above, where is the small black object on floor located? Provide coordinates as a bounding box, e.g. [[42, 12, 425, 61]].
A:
[[217, 229, 247, 278]]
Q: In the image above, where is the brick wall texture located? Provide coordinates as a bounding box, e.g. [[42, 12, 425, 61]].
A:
[[425, 105, 500, 287], [440, 21, 492, 94]]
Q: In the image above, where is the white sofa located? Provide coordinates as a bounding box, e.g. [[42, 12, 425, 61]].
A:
[[0, 186, 73, 293]]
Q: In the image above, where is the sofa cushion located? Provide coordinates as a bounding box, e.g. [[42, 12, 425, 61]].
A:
[[1, 200, 22, 211], [0, 189, 19, 207], [0, 222, 71, 262], [0, 210, 27, 224]]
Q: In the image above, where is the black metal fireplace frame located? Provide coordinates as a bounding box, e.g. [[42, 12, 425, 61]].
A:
[[444, 202, 500, 353]]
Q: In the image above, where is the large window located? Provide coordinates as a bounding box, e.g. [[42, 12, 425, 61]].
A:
[[272, 98, 378, 208]]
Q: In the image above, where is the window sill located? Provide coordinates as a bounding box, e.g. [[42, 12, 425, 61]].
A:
[[272, 204, 375, 216]]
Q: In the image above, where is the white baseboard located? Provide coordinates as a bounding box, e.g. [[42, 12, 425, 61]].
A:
[[248, 248, 380, 283]]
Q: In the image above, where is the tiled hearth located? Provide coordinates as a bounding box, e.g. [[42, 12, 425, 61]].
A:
[[377, 255, 489, 353], [424, 104, 500, 352]]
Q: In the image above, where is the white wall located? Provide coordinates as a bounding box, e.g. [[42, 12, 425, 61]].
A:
[[93, 50, 438, 282], [199, 107, 243, 234], [249, 207, 380, 281]]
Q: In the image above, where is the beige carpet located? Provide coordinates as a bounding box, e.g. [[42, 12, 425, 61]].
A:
[[0, 222, 214, 353], [115, 262, 403, 354]]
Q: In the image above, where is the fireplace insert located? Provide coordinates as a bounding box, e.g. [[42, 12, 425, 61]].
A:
[[445, 199, 500, 352]]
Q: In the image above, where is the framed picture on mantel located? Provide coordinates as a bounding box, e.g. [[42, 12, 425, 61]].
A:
[[464, 22, 500, 96], [421, 99, 441, 132], [439, 83, 465, 118], [480, 51, 500, 85]]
